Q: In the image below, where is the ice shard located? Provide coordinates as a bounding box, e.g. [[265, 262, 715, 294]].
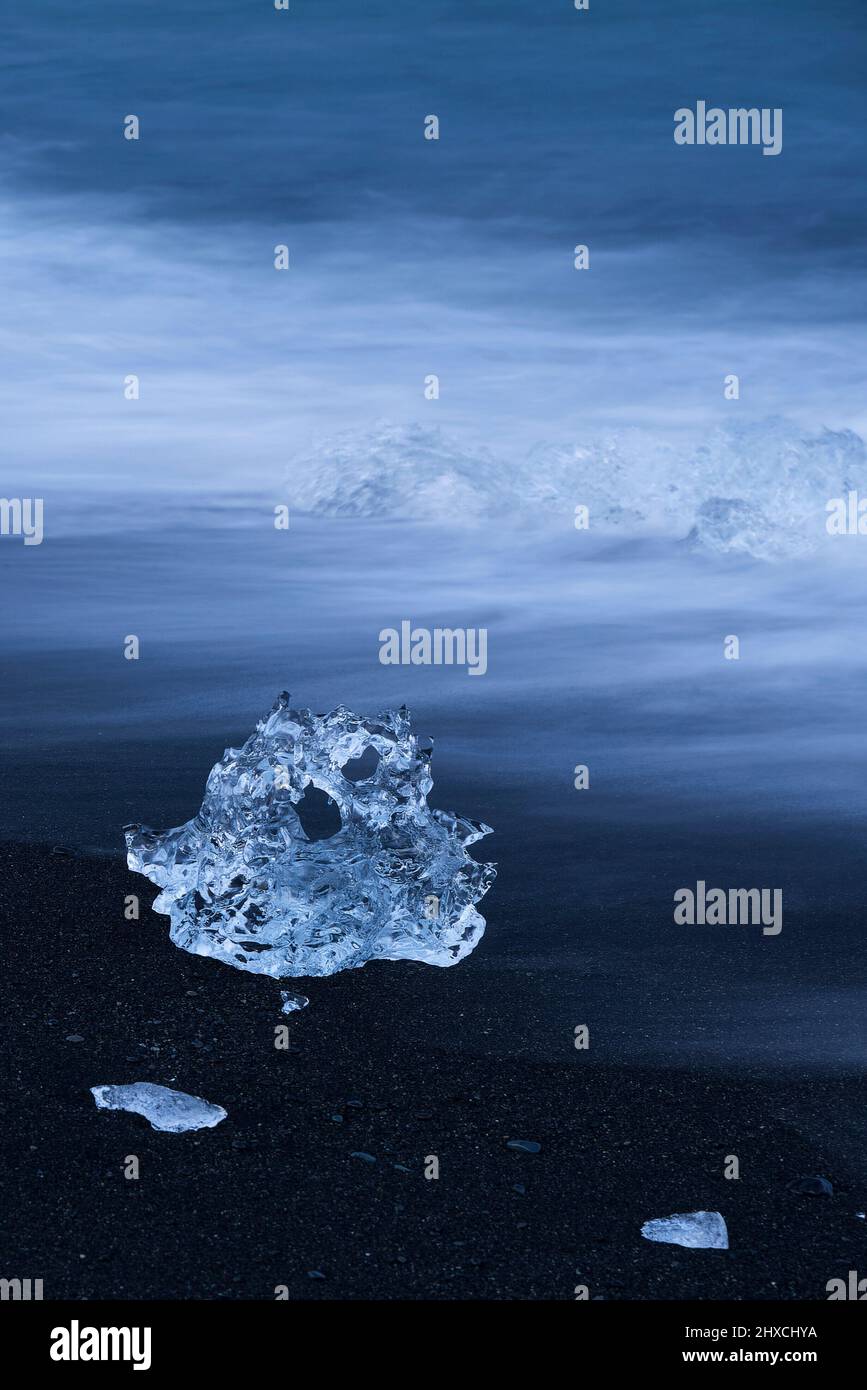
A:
[[125, 694, 495, 979], [90, 1083, 227, 1133], [280, 991, 309, 1014], [640, 1211, 729, 1250]]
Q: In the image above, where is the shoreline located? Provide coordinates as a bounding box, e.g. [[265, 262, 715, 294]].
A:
[[2, 840, 865, 1300]]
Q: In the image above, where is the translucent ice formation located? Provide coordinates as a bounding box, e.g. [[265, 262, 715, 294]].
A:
[[280, 991, 309, 1014], [641, 1211, 729, 1250], [125, 695, 495, 979], [90, 1083, 227, 1132], [685, 497, 810, 560]]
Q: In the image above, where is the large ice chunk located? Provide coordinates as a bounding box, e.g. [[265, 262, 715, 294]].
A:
[[641, 1210, 729, 1250], [125, 695, 496, 979], [90, 1083, 227, 1132]]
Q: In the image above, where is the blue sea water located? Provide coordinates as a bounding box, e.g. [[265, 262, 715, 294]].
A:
[[3, 491, 867, 1072]]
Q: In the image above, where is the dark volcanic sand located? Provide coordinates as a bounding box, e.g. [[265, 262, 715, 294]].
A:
[[2, 841, 865, 1301]]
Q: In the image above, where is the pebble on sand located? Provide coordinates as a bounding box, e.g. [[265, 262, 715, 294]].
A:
[[787, 1175, 833, 1196]]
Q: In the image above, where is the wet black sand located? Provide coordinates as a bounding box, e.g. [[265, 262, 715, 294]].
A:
[[2, 840, 866, 1301]]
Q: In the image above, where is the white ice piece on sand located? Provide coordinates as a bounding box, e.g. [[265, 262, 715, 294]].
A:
[[280, 991, 309, 1014], [90, 1082, 227, 1133], [641, 1210, 729, 1249]]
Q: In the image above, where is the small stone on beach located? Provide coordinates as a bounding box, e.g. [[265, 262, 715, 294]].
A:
[[788, 1175, 833, 1196]]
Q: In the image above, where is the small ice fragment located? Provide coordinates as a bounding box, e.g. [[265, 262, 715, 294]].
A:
[[641, 1211, 728, 1250], [280, 991, 309, 1014], [90, 1082, 227, 1133], [125, 695, 495, 979]]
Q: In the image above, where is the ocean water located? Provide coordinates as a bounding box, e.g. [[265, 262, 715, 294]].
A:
[[3, 491, 867, 1072]]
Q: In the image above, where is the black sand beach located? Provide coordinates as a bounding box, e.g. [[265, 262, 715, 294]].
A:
[[3, 840, 865, 1301], [6, 0, 867, 1336]]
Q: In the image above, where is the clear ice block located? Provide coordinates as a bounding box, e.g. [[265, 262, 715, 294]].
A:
[[125, 695, 496, 979]]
